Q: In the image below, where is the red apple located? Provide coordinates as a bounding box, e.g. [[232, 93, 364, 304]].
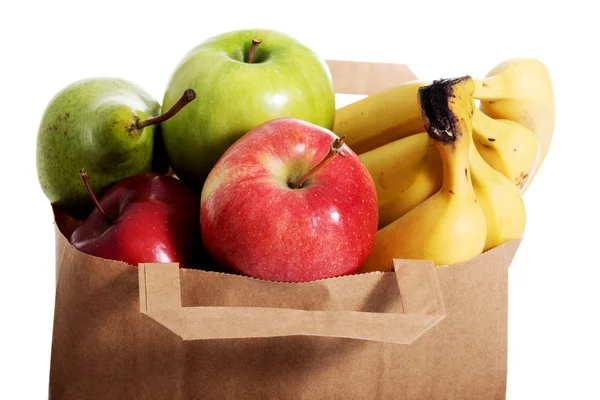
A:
[[200, 118, 379, 282], [70, 171, 201, 269]]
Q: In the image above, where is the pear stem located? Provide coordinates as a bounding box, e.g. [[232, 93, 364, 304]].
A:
[[289, 136, 346, 189], [137, 89, 196, 129], [79, 168, 112, 224], [247, 38, 262, 64]]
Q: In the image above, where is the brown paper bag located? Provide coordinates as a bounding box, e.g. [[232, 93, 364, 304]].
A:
[[49, 61, 521, 400]]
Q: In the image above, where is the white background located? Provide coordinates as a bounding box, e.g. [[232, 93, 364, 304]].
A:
[[1, 1, 598, 399]]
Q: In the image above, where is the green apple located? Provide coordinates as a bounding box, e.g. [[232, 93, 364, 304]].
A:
[[161, 28, 336, 189]]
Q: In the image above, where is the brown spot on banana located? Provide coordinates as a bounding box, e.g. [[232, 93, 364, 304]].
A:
[[516, 172, 529, 189]]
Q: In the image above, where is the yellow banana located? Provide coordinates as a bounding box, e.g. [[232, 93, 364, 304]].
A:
[[470, 137, 526, 251], [360, 76, 486, 272], [336, 57, 551, 199], [333, 80, 429, 154], [474, 58, 555, 192], [472, 109, 540, 192], [358, 133, 441, 229], [360, 107, 537, 229]]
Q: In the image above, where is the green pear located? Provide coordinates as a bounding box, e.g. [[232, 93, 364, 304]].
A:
[[36, 78, 195, 218]]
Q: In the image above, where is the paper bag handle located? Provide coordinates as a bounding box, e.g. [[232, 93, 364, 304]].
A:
[[138, 260, 446, 345]]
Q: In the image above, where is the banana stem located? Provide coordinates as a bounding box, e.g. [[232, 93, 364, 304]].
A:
[[471, 108, 499, 142], [473, 76, 505, 100], [419, 76, 472, 143], [472, 108, 491, 129], [419, 76, 475, 195], [469, 137, 491, 178], [437, 139, 473, 195]]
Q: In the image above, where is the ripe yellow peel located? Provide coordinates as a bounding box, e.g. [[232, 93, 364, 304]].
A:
[[472, 109, 540, 192], [473, 58, 555, 192], [358, 132, 441, 229], [360, 76, 486, 272], [358, 107, 536, 230], [333, 80, 430, 154], [470, 137, 526, 251]]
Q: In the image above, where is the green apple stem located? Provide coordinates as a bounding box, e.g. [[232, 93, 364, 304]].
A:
[[289, 136, 347, 189], [137, 89, 197, 129], [79, 168, 112, 224], [247, 38, 262, 64]]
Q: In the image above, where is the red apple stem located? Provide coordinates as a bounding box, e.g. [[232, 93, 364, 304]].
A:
[[247, 38, 262, 64], [79, 168, 112, 224], [289, 136, 347, 189], [137, 89, 197, 129]]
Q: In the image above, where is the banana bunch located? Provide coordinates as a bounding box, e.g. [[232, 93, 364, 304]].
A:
[[334, 58, 554, 236], [360, 76, 527, 272]]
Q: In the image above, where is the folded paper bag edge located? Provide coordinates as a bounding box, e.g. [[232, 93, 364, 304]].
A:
[[325, 59, 418, 95], [139, 262, 182, 313], [392, 258, 445, 316], [138, 260, 446, 344]]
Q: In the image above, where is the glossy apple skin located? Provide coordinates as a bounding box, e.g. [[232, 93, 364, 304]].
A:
[[70, 173, 201, 269], [200, 118, 379, 282], [161, 29, 336, 189]]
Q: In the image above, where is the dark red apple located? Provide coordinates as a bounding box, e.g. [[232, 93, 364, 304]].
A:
[[200, 117, 379, 282], [70, 171, 200, 269]]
